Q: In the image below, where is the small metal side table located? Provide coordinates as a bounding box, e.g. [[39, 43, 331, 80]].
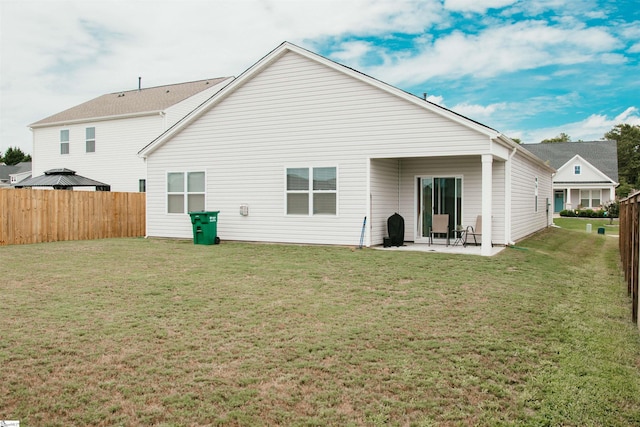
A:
[[453, 226, 466, 246]]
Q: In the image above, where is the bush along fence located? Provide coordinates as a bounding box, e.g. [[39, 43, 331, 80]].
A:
[[0, 188, 145, 246], [619, 193, 639, 327]]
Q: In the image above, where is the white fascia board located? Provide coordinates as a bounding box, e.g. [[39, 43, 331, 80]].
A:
[[493, 134, 555, 173], [139, 41, 504, 158], [29, 110, 163, 129]]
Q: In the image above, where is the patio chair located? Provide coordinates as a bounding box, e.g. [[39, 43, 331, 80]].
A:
[[429, 214, 450, 246], [465, 215, 483, 246]]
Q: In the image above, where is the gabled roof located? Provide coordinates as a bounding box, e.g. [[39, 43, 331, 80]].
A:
[[140, 41, 546, 167], [523, 140, 618, 182], [0, 161, 32, 181], [30, 77, 232, 128]]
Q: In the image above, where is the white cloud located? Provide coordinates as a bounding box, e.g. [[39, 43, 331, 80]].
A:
[[450, 101, 509, 122], [443, 0, 517, 13], [426, 94, 445, 105], [0, 0, 444, 153], [359, 20, 619, 86], [522, 107, 640, 144]]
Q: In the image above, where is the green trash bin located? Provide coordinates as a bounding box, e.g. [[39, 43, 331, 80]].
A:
[[597, 227, 605, 235], [189, 211, 219, 245]]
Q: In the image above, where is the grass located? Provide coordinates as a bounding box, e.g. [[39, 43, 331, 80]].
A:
[[553, 216, 619, 233], [1, 224, 640, 426]]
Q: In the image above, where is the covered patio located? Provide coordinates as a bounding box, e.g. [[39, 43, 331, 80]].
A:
[[373, 242, 505, 256]]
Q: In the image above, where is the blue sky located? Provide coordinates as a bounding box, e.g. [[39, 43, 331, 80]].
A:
[[1, 0, 639, 155]]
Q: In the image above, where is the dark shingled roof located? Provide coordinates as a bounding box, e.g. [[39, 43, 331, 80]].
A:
[[14, 168, 111, 191], [523, 140, 618, 182], [0, 161, 31, 181], [30, 77, 231, 127]]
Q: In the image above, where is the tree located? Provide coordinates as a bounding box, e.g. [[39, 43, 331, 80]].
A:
[[541, 132, 571, 143], [605, 124, 640, 190], [1, 146, 32, 165]]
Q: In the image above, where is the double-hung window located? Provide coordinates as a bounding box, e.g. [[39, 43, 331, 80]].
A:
[[86, 127, 95, 153], [574, 165, 581, 175], [286, 167, 337, 215], [580, 189, 601, 208], [167, 172, 205, 213], [60, 130, 69, 154]]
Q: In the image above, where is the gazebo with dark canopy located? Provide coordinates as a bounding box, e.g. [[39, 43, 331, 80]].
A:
[[13, 168, 111, 191]]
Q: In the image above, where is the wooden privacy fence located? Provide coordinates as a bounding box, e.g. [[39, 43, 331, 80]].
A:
[[0, 188, 145, 246], [619, 191, 640, 327]]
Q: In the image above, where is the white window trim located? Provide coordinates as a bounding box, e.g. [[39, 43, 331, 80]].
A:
[[60, 129, 70, 155], [574, 165, 581, 175], [285, 166, 338, 216], [580, 189, 602, 209], [86, 127, 96, 153], [166, 171, 206, 214]]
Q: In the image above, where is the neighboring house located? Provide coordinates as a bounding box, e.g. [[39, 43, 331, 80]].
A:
[[523, 141, 618, 213], [0, 161, 31, 187], [139, 42, 554, 255], [29, 77, 233, 192]]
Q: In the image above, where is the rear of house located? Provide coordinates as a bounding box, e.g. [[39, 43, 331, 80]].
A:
[[140, 42, 553, 255]]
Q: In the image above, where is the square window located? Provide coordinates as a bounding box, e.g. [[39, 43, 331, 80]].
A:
[[167, 172, 205, 214], [286, 167, 336, 215], [287, 168, 309, 191], [287, 193, 309, 215], [313, 193, 336, 214]]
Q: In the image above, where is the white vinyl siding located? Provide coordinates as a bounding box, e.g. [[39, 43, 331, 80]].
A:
[[370, 158, 400, 245], [33, 116, 161, 192], [144, 50, 550, 246], [31, 79, 231, 193], [511, 151, 553, 242]]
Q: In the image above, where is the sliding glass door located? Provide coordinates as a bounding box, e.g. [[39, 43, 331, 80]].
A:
[[417, 176, 462, 241]]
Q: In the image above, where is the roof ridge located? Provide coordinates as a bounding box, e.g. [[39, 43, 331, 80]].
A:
[[108, 77, 230, 95]]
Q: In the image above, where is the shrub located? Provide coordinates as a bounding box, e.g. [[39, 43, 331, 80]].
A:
[[603, 200, 619, 218], [559, 209, 609, 218]]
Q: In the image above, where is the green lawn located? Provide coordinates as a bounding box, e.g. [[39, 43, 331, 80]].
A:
[[553, 216, 619, 233], [1, 226, 639, 426]]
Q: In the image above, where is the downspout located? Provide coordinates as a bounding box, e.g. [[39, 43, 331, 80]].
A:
[[506, 146, 517, 246], [398, 159, 401, 212]]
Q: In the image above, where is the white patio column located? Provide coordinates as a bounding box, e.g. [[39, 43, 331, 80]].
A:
[[566, 187, 572, 210], [610, 186, 615, 203], [481, 154, 493, 256]]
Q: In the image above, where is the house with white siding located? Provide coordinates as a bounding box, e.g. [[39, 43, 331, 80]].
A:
[[522, 141, 618, 213], [139, 42, 554, 256], [29, 77, 232, 192]]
